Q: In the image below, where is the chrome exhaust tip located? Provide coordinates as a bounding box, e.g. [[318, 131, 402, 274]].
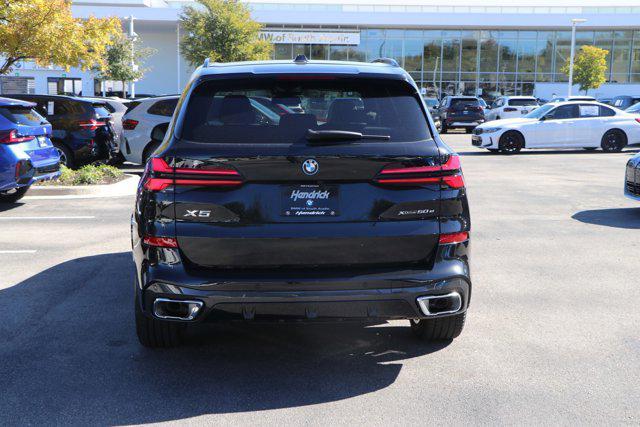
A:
[[153, 298, 203, 321], [417, 292, 462, 316]]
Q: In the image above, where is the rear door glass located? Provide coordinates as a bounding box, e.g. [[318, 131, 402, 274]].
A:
[[147, 99, 178, 117], [180, 77, 430, 144], [0, 106, 46, 126]]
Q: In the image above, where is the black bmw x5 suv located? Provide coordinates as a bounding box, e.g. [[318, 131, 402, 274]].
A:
[[132, 57, 471, 347]]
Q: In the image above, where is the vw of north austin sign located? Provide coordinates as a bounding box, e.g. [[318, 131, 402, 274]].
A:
[[259, 31, 360, 45]]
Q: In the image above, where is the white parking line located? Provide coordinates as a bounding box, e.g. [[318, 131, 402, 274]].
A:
[[0, 250, 37, 254], [0, 216, 95, 220]]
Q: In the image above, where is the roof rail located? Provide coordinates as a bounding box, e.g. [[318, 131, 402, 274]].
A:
[[371, 58, 399, 67], [294, 54, 308, 64], [203, 57, 210, 67]]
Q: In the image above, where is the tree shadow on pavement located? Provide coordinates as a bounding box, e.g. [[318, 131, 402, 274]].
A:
[[0, 252, 449, 425], [572, 207, 640, 229]]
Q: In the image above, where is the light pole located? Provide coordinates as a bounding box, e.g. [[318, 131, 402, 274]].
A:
[[568, 18, 587, 97], [128, 15, 138, 99]]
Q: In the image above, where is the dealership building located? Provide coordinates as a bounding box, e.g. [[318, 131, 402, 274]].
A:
[[3, 0, 640, 100]]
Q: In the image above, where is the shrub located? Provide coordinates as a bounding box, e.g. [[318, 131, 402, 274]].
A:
[[38, 164, 125, 186]]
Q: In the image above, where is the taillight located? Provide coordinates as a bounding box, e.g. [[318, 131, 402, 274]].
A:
[[0, 129, 35, 144], [143, 236, 179, 248], [78, 119, 106, 131], [143, 157, 243, 191], [122, 119, 139, 130], [439, 231, 469, 245], [374, 154, 465, 189], [635, 118, 640, 124], [503, 107, 517, 112]]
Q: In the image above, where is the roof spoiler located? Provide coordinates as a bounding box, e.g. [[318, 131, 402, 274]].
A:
[[371, 58, 399, 67]]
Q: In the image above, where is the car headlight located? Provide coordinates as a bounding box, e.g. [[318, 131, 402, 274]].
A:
[[479, 127, 502, 134]]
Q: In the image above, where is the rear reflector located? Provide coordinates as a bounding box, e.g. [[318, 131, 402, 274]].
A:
[[375, 154, 465, 189], [635, 118, 640, 124], [143, 236, 179, 248], [439, 232, 469, 244]]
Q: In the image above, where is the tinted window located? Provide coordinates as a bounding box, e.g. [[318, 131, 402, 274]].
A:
[[180, 77, 430, 144], [0, 106, 46, 126], [450, 98, 479, 109], [547, 105, 579, 119], [599, 106, 616, 117], [147, 99, 178, 117], [508, 99, 538, 106], [55, 100, 84, 115], [100, 103, 116, 113]]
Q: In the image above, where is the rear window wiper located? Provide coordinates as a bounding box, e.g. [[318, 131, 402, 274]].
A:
[[306, 129, 390, 144]]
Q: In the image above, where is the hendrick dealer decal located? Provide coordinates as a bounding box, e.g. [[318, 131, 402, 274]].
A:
[[282, 185, 339, 217]]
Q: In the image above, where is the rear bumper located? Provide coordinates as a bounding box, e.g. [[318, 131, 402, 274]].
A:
[[133, 238, 472, 322], [139, 276, 470, 322]]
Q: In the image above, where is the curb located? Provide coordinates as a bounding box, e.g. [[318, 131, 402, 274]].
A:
[[25, 174, 140, 199]]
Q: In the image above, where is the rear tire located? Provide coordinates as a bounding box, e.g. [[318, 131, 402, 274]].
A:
[[142, 141, 160, 164], [135, 291, 184, 348], [499, 131, 524, 154], [410, 312, 466, 341], [601, 129, 626, 153], [0, 186, 29, 203], [53, 142, 75, 169]]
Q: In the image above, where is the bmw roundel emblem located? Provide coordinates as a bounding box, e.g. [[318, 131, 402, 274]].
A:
[[302, 159, 319, 176]]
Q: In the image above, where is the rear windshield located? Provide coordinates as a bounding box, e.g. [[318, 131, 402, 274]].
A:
[[508, 99, 538, 106], [125, 101, 142, 114], [180, 77, 429, 144], [92, 104, 111, 118], [0, 106, 46, 126], [450, 98, 479, 109]]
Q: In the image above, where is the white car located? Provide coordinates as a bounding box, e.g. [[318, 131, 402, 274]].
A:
[[485, 96, 539, 121], [471, 101, 640, 153], [549, 96, 596, 103], [121, 96, 179, 164]]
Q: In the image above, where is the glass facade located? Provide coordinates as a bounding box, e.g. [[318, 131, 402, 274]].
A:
[[268, 29, 640, 100]]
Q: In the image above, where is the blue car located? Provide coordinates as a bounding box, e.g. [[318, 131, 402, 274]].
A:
[[0, 97, 60, 203]]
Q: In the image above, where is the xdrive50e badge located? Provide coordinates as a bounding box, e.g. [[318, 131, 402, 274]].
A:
[[302, 159, 318, 175]]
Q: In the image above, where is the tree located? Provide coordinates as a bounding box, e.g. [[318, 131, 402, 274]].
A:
[[561, 45, 609, 94], [179, 0, 272, 66], [0, 0, 120, 75], [96, 33, 156, 97]]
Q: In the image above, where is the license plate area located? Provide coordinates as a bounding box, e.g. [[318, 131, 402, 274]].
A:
[[282, 184, 339, 217]]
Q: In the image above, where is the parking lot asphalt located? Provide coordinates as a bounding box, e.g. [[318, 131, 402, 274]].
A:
[[1, 134, 639, 425]]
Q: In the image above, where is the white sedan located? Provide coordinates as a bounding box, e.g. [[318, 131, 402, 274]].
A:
[[471, 101, 640, 153]]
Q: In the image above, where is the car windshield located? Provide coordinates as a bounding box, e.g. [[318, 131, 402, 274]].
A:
[[180, 77, 430, 144], [626, 103, 640, 113], [524, 104, 554, 119], [424, 98, 438, 107], [509, 99, 538, 106]]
